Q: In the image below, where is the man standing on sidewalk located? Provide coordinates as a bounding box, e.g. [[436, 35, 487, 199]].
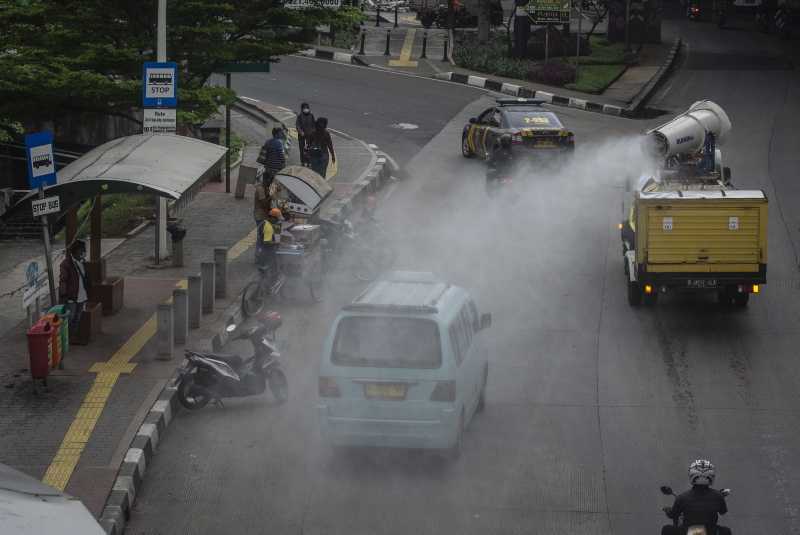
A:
[[253, 171, 273, 262], [295, 102, 315, 167], [258, 127, 287, 181], [59, 240, 90, 337]]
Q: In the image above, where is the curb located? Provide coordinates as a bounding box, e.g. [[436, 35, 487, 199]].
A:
[[299, 48, 359, 65], [99, 378, 179, 534], [431, 72, 626, 117], [627, 36, 683, 116]]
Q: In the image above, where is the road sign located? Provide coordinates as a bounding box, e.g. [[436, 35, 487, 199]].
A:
[[527, 0, 571, 23], [31, 195, 61, 218], [25, 132, 57, 189], [22, 271, 49, 310], [219, 62, 271, 73], [284, 0, 342, 9], [143, 108, 177, 134], [142, 61, 178, 108]]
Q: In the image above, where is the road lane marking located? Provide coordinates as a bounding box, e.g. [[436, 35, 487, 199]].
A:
[[388, 29, 418, 68], [327, 157, 338, 179]]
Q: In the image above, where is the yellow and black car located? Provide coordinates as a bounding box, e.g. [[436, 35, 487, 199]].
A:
[[461, 99, 574, 160]]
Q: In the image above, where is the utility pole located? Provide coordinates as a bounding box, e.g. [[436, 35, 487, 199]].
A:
[[154, 0, 168, 264], [624, 0, 631, 52], [576, 0, 582, 81]]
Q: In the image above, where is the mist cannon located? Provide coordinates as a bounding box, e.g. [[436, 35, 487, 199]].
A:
[[644, 100, 732, 160]]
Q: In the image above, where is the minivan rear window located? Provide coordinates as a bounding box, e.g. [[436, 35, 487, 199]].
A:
[[332, 317, 441, 369]]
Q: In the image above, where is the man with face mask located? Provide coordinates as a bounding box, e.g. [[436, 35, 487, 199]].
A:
[[59, 240, 90, 340], [295, 102, 316, 167]]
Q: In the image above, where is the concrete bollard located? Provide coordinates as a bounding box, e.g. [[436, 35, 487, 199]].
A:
[[172, 288, 188, 344], [214, 247, 228, 299], [201, 262, 215, 314], [187, 275, 202, 329], [156, 303, 174, 360], [236, 165, 263, 200]]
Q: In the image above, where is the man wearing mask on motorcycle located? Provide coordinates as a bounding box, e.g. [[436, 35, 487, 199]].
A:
[[662, 460, 731, 535], [486, 134, 516, 196]]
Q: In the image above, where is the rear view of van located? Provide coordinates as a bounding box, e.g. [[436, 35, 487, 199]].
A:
[[317, 272, 491, 457]]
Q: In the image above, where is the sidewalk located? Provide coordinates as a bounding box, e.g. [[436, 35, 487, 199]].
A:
[[0, 101, 377, 523]]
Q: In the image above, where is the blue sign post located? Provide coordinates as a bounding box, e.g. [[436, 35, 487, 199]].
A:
[[24, 131, 58, 308], [25, 132, 57, 189], [142, 61, 178, 108]]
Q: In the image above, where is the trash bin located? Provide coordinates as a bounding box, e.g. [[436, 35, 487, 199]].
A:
[[48, 305, 70, 366], [40, 313, 62, 370], [27, 319, 53, 380]]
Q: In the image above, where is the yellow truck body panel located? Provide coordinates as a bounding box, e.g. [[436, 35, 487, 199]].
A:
[[635, 193, 768, 274]]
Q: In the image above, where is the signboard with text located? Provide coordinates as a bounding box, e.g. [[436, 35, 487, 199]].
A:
[[143, 108, 177, 134], [31, 195, 61, 218], [527, 0, 571, 23], [284, 0, 342, 8], [142, 61, 178, 108], [25, 132, 57, 189]]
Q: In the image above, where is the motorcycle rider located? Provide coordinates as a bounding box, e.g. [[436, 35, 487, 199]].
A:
[[486, 133, 516, 195], [662, 460, 731, 535]]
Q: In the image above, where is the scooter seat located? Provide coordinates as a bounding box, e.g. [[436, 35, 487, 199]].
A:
[[202, 353, 243, 367]]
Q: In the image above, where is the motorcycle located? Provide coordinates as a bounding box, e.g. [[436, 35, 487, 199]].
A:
[[660, 485, 731, 535], [175, 311, 288, 409]]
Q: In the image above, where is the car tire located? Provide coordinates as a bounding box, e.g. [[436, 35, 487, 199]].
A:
[[476, 367, 487, 413], [449, 411, 464, 460], [627, 281, 642, 306], [462, 133, 474, 158]]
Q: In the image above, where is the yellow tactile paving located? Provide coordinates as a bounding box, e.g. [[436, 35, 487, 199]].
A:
[[42, 279, 188, 491], [229, 228, 257, 261], [388, 29, 418, 68]]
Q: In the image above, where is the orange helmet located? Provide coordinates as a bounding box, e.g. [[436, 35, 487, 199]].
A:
[[269, 208, 283, 219]]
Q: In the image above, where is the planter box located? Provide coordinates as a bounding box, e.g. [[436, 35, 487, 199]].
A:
[[71, 301, 102, 345], [89, 277, 125, 316]]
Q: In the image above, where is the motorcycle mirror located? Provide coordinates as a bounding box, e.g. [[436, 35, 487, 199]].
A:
[[660, 486, 673, 496], [226, 324, 237, 333], [721, 488, 731, 497]]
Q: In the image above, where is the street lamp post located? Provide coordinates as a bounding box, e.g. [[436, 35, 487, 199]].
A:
[[624, 0, 631, 52], [154, 0, 168, 264]]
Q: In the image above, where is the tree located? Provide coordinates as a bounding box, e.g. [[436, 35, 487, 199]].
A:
[[581, 0, 610, 38], [477, 0, 491, 43], [0, 0, 363, 139]]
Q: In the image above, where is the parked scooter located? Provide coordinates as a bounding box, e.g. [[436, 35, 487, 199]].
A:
[[660, 485, 731, 535], [175, 311, 288, 409]]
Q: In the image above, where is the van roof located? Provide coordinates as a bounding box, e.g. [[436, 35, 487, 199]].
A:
[[344, 272, 453, 315]]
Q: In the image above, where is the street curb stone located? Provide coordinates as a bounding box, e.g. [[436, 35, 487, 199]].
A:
[[97, 99, 393, 535], [431, 71, 627, 117], [626, 36, 683, 116]]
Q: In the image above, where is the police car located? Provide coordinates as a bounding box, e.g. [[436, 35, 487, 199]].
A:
[[461, 98, 575, 159]]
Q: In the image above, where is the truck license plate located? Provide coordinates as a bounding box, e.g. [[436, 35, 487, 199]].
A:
[[687, 279, 717, 288]]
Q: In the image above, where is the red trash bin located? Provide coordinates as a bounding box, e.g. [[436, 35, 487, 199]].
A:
[[40, 313, 61, 369], [27, 319, 53, 380]]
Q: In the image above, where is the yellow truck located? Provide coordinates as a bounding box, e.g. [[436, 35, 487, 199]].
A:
[[621, 100, 768, 306]]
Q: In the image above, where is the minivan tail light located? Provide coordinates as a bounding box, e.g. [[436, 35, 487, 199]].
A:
[[430, 380, 456, 402], [319, 377, 341, 398]]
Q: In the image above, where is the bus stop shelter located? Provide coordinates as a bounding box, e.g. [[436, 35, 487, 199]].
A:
[[7, 133, 226, 314]]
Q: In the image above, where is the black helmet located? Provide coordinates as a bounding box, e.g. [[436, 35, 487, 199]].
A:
[[500, 134, 512, 149]]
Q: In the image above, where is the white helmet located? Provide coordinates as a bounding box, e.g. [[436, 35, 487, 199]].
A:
[[688, 459, 716, 487]]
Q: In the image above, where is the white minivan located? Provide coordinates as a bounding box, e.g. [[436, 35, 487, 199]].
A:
[[318, 271, 491, 457]]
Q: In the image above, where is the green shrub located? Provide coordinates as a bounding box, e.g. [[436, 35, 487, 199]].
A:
[[529, 61, 576, 86]]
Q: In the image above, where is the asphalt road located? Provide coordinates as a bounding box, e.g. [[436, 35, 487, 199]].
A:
[[226, 56, 482, 166], [128, 23, 800, 535]]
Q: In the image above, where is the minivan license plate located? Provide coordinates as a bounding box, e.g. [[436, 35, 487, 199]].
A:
[[687, 279, 717, 288], [364, 383, 406, 400]]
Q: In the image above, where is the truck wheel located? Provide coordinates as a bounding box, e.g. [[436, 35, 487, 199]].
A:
[[627, 281, 642, 306], [643, 290, 659, 306]]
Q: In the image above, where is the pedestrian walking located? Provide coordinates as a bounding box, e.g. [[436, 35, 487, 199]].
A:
[[257, 127, 287, 181], [296, 102, 316, 166], [308, 117, 336, 179], [58, 239, 90, 337]]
